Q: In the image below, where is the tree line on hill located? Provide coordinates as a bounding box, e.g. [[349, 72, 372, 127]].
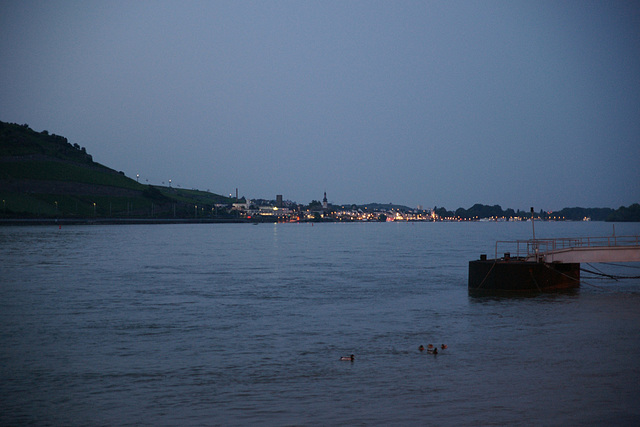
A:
[[0, 121, 94, 163], [433, 203, 640, 222]]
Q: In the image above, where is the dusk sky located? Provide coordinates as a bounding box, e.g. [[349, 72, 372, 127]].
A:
[[1, 1, 639, 211]]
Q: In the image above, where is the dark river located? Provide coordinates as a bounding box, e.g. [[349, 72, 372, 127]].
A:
[[2, 221, 639, 425]]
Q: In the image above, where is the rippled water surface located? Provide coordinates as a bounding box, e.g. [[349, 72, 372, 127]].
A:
[[2, 221, 640, 425]]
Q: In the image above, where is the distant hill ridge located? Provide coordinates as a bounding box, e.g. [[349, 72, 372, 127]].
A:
[[1, 122, 97, 163], [1, 120, 638, 221], [0, 121, 234, 219]]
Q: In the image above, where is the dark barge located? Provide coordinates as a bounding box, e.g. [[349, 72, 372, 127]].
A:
[[468, 253, 580, 294], [468, 234, 640, 294]]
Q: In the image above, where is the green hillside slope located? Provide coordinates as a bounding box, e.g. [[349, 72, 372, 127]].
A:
[[0, 121, 235, 219]]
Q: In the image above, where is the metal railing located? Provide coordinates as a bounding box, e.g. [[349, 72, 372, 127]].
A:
[[494, 235, 640, 260]]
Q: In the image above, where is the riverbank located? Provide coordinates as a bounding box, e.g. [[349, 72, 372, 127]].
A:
[[0, 218, 251, 226]]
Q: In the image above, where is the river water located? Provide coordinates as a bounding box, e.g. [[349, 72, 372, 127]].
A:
[[1, 221, 640, 426]]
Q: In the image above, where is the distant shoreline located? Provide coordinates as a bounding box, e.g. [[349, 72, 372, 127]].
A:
[[0, 218, 251, 226], [0, 217, 621, 227]]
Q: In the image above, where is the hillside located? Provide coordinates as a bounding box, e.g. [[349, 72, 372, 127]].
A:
[[0, 121, 236, 220], [2, 121, 637, 222]]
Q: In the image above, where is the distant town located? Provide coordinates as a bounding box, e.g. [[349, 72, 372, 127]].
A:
[[1, 121, 638, 223], [224, 193, 638, 223]]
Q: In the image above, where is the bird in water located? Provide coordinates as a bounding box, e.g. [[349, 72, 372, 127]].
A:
[[441, 344, 448, 350], [419, 345, 425, 352], [340, 354, 354, 361], [427, 346, 438, 355]]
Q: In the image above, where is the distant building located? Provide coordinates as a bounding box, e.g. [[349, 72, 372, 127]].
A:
[[322, 192, 328, 210], [276, 194, 283, 208], [232, 199, 250, 211]]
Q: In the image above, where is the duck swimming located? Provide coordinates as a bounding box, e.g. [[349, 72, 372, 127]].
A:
[[427, 347, 438, 355], [419, 345, 425, 352], [340, 354, 354, 361], [441, 344, 448, 350]]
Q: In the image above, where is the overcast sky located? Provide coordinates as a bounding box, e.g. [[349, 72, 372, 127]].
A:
[[1, 1, 639, 211]]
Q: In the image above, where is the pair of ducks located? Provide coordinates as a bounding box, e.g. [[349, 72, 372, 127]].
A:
[[419, 344, 447, 354], [341, 344, 447, 361]]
